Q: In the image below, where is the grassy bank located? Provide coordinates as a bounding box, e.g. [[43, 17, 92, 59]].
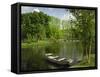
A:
[[70, 54, 95, 68], [22, 40, 51, 48]]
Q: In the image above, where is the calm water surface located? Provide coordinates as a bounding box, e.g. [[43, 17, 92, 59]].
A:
[[21, 40, 83, 71]]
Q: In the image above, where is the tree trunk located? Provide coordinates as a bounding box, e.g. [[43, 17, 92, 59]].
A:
[[88, 41, 92, 64], [82, 43, 87, 60]]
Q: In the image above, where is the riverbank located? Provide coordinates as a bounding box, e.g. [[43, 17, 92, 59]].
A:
[[70, 54, 95, 68]]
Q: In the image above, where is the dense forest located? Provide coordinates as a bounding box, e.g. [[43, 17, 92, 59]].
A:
[[21, 9, 95, 70]]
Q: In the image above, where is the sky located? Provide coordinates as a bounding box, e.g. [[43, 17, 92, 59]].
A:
[[21, 6, 74, 20]]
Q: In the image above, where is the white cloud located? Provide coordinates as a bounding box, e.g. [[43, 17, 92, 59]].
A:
[[33, 8, 40, 12], [21, 6, 40, 13]]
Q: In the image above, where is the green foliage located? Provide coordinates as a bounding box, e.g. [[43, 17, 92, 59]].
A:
[[70, 9, 95, 40], [70, 9, 95, 62], [48, 16, 61, 39], [21, 11, 50, 41], [21, 11, 64, 42]]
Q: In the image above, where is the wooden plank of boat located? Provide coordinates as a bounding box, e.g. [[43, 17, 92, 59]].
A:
[[45, 53, 70, 66]]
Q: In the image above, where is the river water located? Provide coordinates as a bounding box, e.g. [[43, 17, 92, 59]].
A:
[[21, 40, 83, 71]]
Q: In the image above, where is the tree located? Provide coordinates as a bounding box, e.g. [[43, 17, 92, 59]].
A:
[[21, 11, 50, 41], [69, 9, 95, 63], [48, 16, 61, 39]]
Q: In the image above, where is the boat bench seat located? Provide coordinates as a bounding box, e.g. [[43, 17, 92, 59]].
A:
[[58, 58, 66, 61], [48, 56, 59, 59]]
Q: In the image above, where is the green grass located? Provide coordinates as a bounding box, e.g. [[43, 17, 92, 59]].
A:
[[70, 54, 95, 68], [21, 40, 51, 48]]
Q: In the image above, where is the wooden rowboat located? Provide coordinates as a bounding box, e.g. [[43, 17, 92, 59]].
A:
[[45, 53, 73, 67]]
